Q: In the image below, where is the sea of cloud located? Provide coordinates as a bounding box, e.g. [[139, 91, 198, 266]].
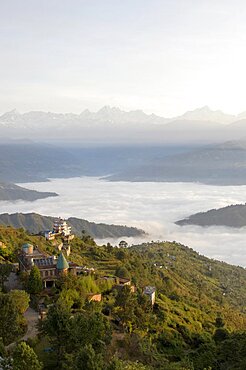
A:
[[1, 177, 246, 267]]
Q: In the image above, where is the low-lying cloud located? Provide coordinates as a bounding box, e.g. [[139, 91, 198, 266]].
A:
[[1, 177, 246, 267]]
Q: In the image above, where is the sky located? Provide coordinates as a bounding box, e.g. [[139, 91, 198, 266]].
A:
[[1, 177, 246, 266], [1, 0, 246, 116]]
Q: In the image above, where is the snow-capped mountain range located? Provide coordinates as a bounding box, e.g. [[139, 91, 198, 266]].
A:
[[1, 105, 245, 127], [1, 105, 246, 144]]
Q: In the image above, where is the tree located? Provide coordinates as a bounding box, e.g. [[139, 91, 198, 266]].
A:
[[13, 342, 42, 370], [72, 312, 112, 352], [115, 250, 127, 261], [213, 328, 229, 343], [9, 290, 30, 314], [75, 344, 104, 370], [115, 266, 130, 279], [0, 293, 21, 345], [42, 303, 73, 364], [27, 266, 43, 294], [0, 264, 12, 290], [107, 358, 149, 370], [114, 286, 137, 331], [42, 304, 112, 366]]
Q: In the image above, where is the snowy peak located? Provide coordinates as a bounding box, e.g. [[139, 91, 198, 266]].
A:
[[178, 106, 235, 124], [1, 106, 246, 133], [0, 109, 22, 125], [0, 106, 169, 130]]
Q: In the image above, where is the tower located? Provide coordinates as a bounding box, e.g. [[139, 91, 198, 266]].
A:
[[56, 252, 69, 275]]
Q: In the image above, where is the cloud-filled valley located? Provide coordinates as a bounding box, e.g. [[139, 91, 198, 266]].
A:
[[0, 177, 246, 267]]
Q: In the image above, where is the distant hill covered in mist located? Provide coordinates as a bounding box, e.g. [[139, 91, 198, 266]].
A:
[[176, 203, 246, 228], [0, 141, 195, 182], [0, 212, 145, 239], [2, 139, 246, 185], [108, 140, 246, 185], [0, 182, 57, 201]]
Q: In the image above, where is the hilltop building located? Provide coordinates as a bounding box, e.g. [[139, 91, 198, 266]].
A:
[[45, 218, 74, 256], [18, 243, 81, 288], [53, 218, 72, 237], [45, 218, 74, 240]]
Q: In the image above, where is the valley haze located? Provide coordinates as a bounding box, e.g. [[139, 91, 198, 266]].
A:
[[1, 107, 246, 268], [0, 176, 246, 267]]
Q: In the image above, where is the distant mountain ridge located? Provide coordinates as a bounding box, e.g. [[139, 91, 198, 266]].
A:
[[0, 106, 169, 127], [107, 140, 246, 185], [1, 106, 246, 145], [176, 203, 246, 228], [176, 106, 237, 123], [0, 212, 145, 239], [0, 182, 57, 201], [3, 139, 246, 185], [1, 105, 245, 126]]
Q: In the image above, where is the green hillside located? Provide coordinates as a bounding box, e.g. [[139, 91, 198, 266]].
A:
[[0, 212, 145, 239], [176, 203, 246, 228], [1, 226, 246, 369], [0, 182, 57, 201]]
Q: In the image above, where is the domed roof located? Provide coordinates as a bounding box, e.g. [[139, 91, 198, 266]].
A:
[[22, 243, 33, 249], [56, 252, 69, 270]]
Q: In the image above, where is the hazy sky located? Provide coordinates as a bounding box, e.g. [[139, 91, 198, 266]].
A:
[[1, 0, 246, 116]]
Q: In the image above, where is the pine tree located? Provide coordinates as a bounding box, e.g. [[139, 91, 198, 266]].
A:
[[75, 344, 104, 370], [13, 342, 42, 370], [0, 293, 21, 345], [27, 266, 43, 294]]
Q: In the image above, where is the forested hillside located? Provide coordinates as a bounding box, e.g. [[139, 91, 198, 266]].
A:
[[0, 212, 144, 238], [0, 225, 246, 369], [0, 182, 57, 201], [176, 203, 246, 228]]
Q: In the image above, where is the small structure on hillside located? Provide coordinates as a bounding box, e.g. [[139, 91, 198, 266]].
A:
[[113, 277, 136, 293], [144, 286, 156, 305]]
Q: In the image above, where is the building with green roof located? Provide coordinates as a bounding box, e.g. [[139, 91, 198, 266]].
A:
[[56, 252, 69, 271]]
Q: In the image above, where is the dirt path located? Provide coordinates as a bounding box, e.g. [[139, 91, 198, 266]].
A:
[[5, 272, 23, 291], [22, 307, 39, 341], [6, 308, 39, 350], [4, 273, 40, 349]]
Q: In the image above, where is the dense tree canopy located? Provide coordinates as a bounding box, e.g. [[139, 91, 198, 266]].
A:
[[0, 293, 22, 345], [27, 265, 43, 294], [13, 342, 42, 370]]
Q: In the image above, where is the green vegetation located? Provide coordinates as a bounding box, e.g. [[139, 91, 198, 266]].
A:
[[9, 290, 30, 314], [0, 212, 145, 238], [0, 293, 24, 345], [12, 342, 42, 370], [0, 263, 12, 289], [0, 182, 57, 201], [176, 203, 246, 228], [27, 266, 43, 295], [0, 225, 246, 368]]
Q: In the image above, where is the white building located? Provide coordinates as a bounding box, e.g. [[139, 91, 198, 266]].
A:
[[144, 286, 156, 305], [53, 218, 72, 237]]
